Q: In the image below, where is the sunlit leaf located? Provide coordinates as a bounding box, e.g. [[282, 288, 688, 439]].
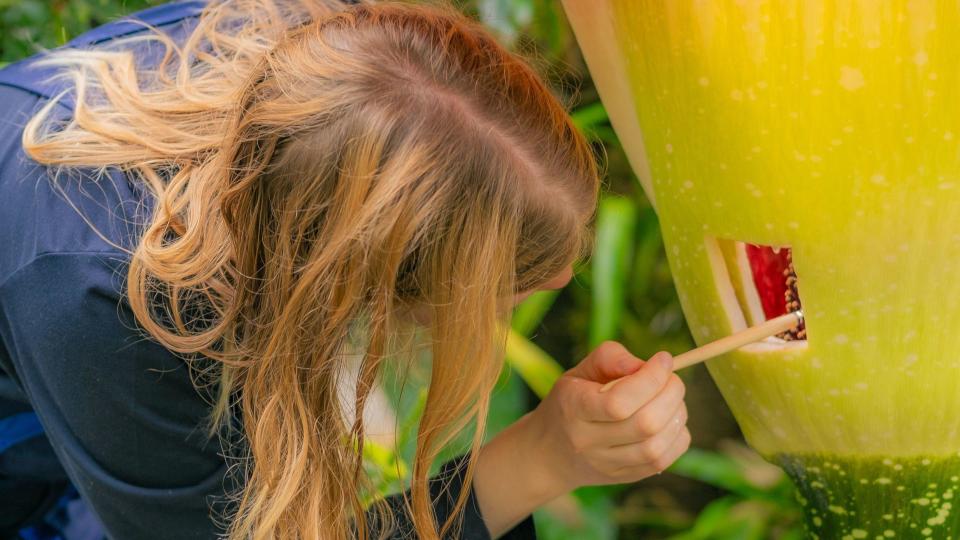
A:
[[503, 327, 564, 399], [588, 196, 638, 348]]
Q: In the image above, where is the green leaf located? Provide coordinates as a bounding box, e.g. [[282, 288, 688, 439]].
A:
[[668, 496, 738, 540], [503, 327, 564, 399], [588, 196, 638, 348], [668, 448, 771, 501], [534, 486, 620, 540], [629, 207, 662, 306], [571, 101, 609, 136], [511, 289, 560, 337], [483, 364, 528, 441]]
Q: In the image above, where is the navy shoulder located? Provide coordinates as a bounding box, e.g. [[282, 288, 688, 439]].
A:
[[0, 85, 145, 285], [0, 1, 207, 106], [0, 1, 208, 282]]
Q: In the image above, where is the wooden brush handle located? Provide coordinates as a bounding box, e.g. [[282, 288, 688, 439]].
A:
[[672, 311, 802, 370], [599, 311, 803, 393]]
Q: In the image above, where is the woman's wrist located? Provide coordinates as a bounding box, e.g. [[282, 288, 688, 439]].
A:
[[473, 410, 576, 537]]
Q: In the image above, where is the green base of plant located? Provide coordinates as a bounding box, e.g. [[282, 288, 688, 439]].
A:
[[774, 453, 960, 539]]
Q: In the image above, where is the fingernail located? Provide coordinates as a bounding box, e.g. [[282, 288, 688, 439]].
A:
[[656, 352, 673, 371]]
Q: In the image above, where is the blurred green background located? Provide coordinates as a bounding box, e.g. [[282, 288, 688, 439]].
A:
[[0, 0, 805, 538]]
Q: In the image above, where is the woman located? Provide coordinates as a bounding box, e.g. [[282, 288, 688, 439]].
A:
[[0, 1, 691, 538]]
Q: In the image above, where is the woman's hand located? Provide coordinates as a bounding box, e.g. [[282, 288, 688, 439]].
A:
[[527, 341, 690, 491], [473, 341, 690, 537]]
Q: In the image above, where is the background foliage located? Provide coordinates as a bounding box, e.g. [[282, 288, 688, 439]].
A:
[[0, 1, 805, 537]]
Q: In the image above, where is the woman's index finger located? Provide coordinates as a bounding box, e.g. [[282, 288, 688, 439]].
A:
[[579, 352, 673, 422]]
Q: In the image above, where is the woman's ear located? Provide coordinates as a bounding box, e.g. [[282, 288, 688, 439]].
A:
[[513, 265, 574, 305], [543, 265, 574, 290]]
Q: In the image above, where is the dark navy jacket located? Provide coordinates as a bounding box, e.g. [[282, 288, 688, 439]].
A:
[[0, 2, 535, 538]]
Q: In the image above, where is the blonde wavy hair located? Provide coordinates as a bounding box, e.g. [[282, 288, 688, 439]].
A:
[[22, 1, 599, 538]]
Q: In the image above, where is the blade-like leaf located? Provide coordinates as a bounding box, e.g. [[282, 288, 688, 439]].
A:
[[589, 196, 638, 348]]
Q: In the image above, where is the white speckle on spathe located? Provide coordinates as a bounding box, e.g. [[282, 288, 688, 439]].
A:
[[854, 382, 869, 390], [833, 334, 850, 344], [830, 138, 842, 146], [939, 182, 955, 190], [731, 89, 743, 101], [811, 357, 823, 369], [929, 72, 938, 80], [905, 353, 919, 366], [906, 136, 915, 143], [666, 143, 674, 153], [682, 180, 693, 189], [810, 154, 823, 163], [811, 87, 823, 96], [788, 221, 799, 230], [672, 245, 680, 255], [843, 125, 855, 134], [751, 146, 761, 153], [867, 39, 881, 49], [915, 50, 929, 66], [839, 66, 865, 91], [947, 132, 956, 141], [871, 173, 888, 185], [904, 330, 917, 341], [698, 76, 709, 86], [765, 223, 774, 230]]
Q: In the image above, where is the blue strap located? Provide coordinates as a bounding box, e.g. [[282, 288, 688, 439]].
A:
[[0, 412, 44, 453], [0, 1, 207, 106], [62, 1, 208, 48]]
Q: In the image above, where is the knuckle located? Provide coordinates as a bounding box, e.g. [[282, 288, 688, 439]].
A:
[[635, 409, 662, 436], [596, 340, 628, 357], [639, 440, 664, 463], [670, 375, 687, 398], [680, 428, 693, 450], [649, 368, 670, 390], [653, 454, 675, 472], [604, 397, 632, 421]]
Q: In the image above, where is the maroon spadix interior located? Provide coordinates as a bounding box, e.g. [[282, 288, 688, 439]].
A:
[[745, 245, 792, 320], [744, 244, 805, 340]]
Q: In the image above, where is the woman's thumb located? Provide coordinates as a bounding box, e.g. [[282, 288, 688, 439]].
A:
[[571, 341, 644, 382]]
